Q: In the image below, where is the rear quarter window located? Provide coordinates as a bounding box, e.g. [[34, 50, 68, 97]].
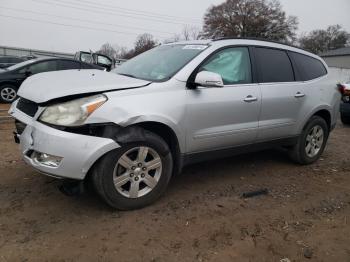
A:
[[289, 52, 327, 81], [255, 47, 294, 83]]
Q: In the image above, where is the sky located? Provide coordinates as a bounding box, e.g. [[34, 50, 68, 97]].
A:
[[0, 0, 349, 54]]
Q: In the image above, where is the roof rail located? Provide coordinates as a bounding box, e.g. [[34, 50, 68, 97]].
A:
[[212, 37, 306, 52]]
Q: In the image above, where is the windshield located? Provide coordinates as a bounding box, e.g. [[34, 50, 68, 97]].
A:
[[6, 59, 38, 71], [113, 44, 208, 82]]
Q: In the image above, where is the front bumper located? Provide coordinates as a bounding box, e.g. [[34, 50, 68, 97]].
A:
[[340, 102, 350, 116], [9, 100, 120, 180]]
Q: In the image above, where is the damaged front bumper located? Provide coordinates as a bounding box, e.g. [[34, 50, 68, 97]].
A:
[[9, 100, 120, 180]]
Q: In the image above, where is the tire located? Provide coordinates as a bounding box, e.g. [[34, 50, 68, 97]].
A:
[[289, 116, 329, 165], [341, 114, 350, 125], [91, 129, 173, 210], [0, 84, 17, 103]]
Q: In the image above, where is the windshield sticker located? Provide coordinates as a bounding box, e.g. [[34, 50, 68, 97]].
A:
[[182, 45, 207, 50]]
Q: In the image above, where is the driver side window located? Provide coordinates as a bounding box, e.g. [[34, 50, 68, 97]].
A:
[[199, 47, 252, 85]]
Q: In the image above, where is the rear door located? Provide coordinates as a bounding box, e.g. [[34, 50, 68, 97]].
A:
[[26, 60, 59, 75], [254, 47, 309, 141], [185, 47, 261, 153]]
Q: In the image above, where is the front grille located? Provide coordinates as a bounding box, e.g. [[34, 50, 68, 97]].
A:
[[17, 98, 38, 117]]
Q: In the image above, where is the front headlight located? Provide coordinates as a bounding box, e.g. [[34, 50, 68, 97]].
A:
[[39, 94, 107, 126]]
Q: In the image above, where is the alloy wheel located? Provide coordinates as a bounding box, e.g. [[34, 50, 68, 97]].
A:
[[0, 87, 17, 102], [305, 125, 324, 158], [113, 146, 162, 198]]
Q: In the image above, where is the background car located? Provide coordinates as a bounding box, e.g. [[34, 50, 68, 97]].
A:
[[74, 51, 114, 71], [339, 82, 350, 124], [0, 57, 103, 103], [0, 55, 26, 69]]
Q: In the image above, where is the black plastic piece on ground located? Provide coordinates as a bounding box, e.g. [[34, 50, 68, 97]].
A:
[[58, 180, 84, 197], [13, 132, 20, 144], [242, 189, 268, 198]]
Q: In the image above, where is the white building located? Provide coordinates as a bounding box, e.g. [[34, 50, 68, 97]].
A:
[[0, 45, 74, 59], [321, 47, 350, 69]]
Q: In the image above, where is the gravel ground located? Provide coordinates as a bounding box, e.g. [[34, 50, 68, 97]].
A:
[[0, 105, 350, 261]]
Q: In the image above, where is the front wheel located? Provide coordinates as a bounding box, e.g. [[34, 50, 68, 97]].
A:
[[289, 116, 329, 165], [91, 130, 173, 210]]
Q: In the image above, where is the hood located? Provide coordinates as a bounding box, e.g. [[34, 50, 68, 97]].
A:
[[18, 69, 151, 103]]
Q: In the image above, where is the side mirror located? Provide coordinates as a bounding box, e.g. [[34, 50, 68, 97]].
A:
[[194, 71, 224, 88]]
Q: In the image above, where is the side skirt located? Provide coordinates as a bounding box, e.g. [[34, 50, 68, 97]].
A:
[[181, 136, 299, 168]]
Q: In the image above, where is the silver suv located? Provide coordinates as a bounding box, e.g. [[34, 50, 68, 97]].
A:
[[9, 39, 340, 210]]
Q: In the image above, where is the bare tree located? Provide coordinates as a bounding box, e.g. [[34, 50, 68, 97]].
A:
[[124, 33, 158, 59], [164, 25, 202, 44], [202, 0, 298, 43], [182, 25, 202, 40], [113, 44, 129, 59], [98, 43, 117, 58], [299, 25, 350, 54]]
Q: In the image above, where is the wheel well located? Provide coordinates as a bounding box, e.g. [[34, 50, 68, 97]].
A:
[[132, 122, 182, 175], [313, 110, 331, 130], [0, 82, 19, 88]]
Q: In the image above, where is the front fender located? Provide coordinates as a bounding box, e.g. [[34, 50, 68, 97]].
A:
[[85, 84, 187, 152]]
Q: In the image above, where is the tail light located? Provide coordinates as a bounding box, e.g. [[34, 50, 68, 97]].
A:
[[338, 84, 346, 95]]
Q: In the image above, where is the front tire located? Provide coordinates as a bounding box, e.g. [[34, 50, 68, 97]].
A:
[[341, 113, 350, 125], [289, 116, 329, 165], [91, 130, 173, 210], [0, 84, 17, 103]]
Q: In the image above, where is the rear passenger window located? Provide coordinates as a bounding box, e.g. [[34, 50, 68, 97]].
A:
[[59, 60, 81, 70], [255, 48, 294, 83], [289, 52, 327, 81]]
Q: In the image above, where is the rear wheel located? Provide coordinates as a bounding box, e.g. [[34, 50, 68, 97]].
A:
[[289, 116, 329, 165], [341, 113, 350, 125], [91, 130, 173, 210], [0, 84, 17, 103]]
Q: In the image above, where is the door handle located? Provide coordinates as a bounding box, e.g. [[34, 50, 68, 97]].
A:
[[244, 95, 258, 103], [295, 92, 305, 98]]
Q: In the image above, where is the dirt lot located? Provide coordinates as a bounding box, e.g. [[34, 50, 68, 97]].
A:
[[0, 103, 350, 262]]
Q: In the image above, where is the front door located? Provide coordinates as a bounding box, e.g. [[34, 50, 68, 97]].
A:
[[185, 47, 261, 153]]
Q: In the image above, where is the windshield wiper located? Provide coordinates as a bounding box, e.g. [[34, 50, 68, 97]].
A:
[[118, 73, 137, 79]]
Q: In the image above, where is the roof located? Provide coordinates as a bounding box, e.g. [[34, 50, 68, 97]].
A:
[[165, 38, 318, 59], [320, 47, 350, 57]]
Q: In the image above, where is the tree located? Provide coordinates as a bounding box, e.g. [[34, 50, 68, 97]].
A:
[[113, 44, 129, 59], [182, 25, 202, 41], [299, 25, 350, 54], [202, 0, 298, 43], [98, 43, 117, 59], [133, 33, 158, 56], [164, 25, 202, 44]]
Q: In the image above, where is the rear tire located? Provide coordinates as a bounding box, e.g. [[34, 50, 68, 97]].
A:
[[91, 129, 173, 210], [289, 116, 329, 165], [341, 114, 350, 125], [0, 84, 17, 103]]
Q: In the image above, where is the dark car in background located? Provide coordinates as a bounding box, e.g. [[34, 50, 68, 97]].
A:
[[0, 56, 26, 69], [0, 57, 103, 103]]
